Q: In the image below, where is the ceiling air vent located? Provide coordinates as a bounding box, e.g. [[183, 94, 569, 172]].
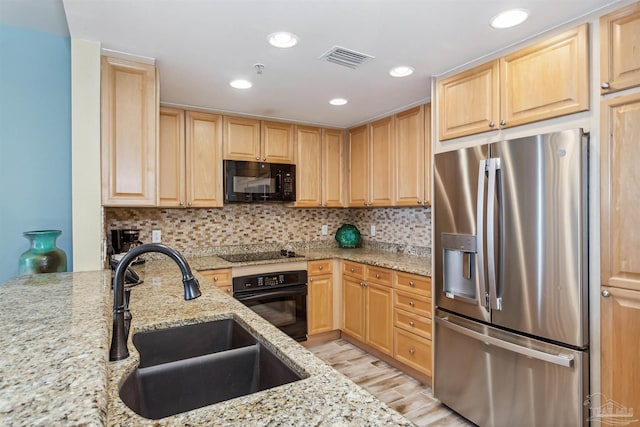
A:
[[319, 46, 374, 69]]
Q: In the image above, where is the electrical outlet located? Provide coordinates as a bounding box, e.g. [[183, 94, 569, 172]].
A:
[[152, 229, 162, 243], [370, 225, 376, 237], [321, 225, 328, 236]]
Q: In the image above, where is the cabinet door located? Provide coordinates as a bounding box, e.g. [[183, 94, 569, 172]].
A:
[[601, 287, 640, 413], [438, 60, 500, 141], [223, 116, 261, 161], [366, 282, 393, 355], [343, 276, 365, 341], [600, 3, 640, 94], [348, 125, 370, 206], [424, 103, 432, 205], [308, 274, 334, 335], [295, 126, 323, 207], [500, 24, 589, 128], [261, 121, 294, 163], [101, 56, 157, 206], [601, 92, 640, 291], [395, 106, 425, 206], [323, 129, 345, 207], [369, 116, 395, 207], [158, 107, 185, 207], [186, 111, 223, 208]]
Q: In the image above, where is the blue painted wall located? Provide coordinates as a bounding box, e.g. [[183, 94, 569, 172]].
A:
[[0, 24, 72, 283]]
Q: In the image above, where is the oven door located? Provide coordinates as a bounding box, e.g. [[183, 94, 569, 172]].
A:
[[234, 284, 307, 342]]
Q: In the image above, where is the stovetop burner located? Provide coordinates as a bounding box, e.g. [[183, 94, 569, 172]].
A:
[[218, 250, 304, 263]]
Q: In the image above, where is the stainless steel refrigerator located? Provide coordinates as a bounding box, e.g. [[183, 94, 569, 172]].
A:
[[433, 128, 589, 427]]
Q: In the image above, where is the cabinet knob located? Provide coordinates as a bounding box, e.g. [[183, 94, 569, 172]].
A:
[[489, 121, 495, 128], [500, 120, 506, 127], [226, 288, 231, 293], [310, 278, 314, 282], [179, 201, 184, 207], [409, 301, 415, 306], [360, 282, 365, 287], [417, 200, 422, 205], [601, 289, 610, 297], [188, 201, 192, 207], [409, 321, 415, 327], [409, 281, 415, 287], [318, 202, 323, 206], [213, 276, 218, 281], [322, 203, 327, 207], [319, 265, 323, 270], [376, 273, 380, 279], [601, 82, 610, 89], [350, 268, 355, 272], [256, 156, 260, 160], [409, 348, 415, 355], [262, 157, 266, 161]]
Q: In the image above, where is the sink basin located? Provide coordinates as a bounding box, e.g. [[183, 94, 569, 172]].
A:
[[133, 318, 257, 368], [120, 318, 304, 419]]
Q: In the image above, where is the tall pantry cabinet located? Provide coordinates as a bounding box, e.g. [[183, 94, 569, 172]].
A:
[[599, 2, 640, 417]]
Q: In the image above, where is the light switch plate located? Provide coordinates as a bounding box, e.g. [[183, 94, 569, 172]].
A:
[[321, 225, 328, 236], [370, 225, 376, 237], [152, 229, 162, 243]]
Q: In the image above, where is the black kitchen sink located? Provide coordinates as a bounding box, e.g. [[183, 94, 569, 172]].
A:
[[120, 318, 304, 419], [133, 318, 257, 368]]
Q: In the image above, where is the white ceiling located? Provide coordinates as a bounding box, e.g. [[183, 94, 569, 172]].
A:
[[10, 0, 625, 128]]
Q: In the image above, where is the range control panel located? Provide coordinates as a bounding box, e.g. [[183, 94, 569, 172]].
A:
[[233, 270, 307, 294]]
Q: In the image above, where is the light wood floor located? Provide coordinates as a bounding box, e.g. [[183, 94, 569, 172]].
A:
[[308, 339, 474, 427]]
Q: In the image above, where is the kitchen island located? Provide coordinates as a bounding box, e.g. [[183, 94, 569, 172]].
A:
[[0, 250, 420, 426]]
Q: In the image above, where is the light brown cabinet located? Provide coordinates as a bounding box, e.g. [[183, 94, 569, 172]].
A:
[[600, 286, 640, 413], [295, 127, 345, 207], [341, 261, 393, 356], [348, 117, 395, 207], [223, 116, 294, 163], [101, 56, 158, 206], [600, 90, 640, 413], [199, 268, 232, 294], [600, 2, 640, 94], [394, 104, 430, 206], [158, 108, 223, 208], [307, 260, 334, 335], [438, 24, 589, 141]]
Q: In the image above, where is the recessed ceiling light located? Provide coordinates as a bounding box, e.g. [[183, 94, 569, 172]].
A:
[[230, 79, 252, 89], [389, 66, 414, 77], [268, 32, 299, 48], [490, 9, 529, 29], [329, 98, 348, 106]]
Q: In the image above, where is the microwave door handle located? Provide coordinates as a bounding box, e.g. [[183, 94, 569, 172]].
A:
[[276, 170, 282, 194], [476, 159, 489, 311], [487, 158, 502, 311]]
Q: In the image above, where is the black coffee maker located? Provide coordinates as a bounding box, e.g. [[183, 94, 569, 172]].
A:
[[111, 229, 144, 264]]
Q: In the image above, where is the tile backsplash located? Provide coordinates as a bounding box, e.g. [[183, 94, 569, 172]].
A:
[[104, 204, 431, 258]]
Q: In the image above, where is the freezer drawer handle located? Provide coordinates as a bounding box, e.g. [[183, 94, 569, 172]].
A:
[[436, 316, 574, 368]]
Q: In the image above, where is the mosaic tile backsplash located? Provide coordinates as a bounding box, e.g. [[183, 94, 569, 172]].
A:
[[104, 204, 431, 258]]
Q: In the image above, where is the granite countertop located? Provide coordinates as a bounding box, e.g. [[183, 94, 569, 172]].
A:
[[188, 247, 432, 277], [0, 250, 418, 426]]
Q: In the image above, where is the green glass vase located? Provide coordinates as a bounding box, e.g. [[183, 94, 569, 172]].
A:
[[18, 230, 68, 275]]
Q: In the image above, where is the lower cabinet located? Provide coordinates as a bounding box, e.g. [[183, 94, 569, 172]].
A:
[[198, 268, 232, 294], [308, 260, 334, 335]]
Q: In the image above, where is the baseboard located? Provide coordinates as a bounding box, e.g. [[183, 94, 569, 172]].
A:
[[341, 332, 432, 387], [301, 330, 341, 347]]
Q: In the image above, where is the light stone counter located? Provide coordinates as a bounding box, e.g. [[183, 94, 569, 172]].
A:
[[0, 261, 414, 426]]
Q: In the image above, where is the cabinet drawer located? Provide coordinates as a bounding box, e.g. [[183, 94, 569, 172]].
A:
[[199, 268, 232, 286], [394, 309, 432, 340], [308, 259, 333, 275], [395, 272, 431, 296], [217, 285, 232, 295], [394, 327, 432, 376], [343, 261, 364, 278], [365, 265, 393, 287], [394, 289, 431, 318]]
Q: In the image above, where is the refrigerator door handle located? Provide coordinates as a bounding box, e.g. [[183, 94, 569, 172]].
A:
[[476, 159, 489, 311], [436, 316, 575, 368], [487, 158, 502, 311]]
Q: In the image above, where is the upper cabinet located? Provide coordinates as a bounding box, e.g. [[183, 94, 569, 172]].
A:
[[223, 116, 294, 164], [348, 125, 370, 206], [600, 2, 640, 94], [295, 126, 345, 208], [101, 56, 158, 206], [395, 105, 429, 206], [159, 108, 223, 208], [438, 24, 589, 141]]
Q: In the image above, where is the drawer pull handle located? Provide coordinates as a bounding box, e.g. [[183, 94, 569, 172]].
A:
[[409, 348, 415, 355], [409, 321, 415, 327], [409, 301, 415, 306], [409, 281, 415, 287]]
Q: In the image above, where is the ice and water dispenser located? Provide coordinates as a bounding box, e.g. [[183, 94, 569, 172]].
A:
[[441, 233, 478, 303]]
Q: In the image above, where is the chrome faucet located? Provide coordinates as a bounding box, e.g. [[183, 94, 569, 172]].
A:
[[109, 243, 201, 361]]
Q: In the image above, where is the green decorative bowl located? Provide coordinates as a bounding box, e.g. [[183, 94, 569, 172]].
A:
[[335, 224, 361, 248]]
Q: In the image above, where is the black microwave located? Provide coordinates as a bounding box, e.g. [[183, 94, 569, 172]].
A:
[[223, 160, 296, 202]]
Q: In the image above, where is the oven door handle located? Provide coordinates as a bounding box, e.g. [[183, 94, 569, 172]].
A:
[[235, 286, 307, 301]]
